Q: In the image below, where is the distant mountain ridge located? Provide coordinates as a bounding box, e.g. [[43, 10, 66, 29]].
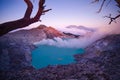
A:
[[6, 25, 65, 43], [66, 25, 96, 32]]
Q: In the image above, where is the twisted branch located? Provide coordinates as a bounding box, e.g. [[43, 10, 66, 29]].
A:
[[0, 0, 51, 36], [104, 13, 120, 24], [92, 0, 120, 24], [24, 0, 33, 19]]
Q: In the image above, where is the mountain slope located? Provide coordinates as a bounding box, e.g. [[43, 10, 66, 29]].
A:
[[1, 33, 120, 80], [6, 25, 65, 43], [43, 26, 64, 38], [75, 34, 120, 80], [0, 25, 65, 71]]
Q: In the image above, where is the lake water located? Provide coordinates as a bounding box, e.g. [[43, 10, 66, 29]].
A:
[[32, 45, 84, 69]]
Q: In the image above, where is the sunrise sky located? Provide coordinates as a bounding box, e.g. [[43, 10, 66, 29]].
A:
[[0, 0, 120, 29]]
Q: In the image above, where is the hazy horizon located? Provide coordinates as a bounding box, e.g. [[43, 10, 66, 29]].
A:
[[0, 0, 120, 27], [0, 0, 120, 35]]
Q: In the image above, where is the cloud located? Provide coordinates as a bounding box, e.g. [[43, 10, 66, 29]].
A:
[[33, 24, 120, 49], [66, 25, 95, 32], [34, 31, 104, 48]]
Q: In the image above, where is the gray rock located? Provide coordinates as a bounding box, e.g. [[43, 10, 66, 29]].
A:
[[0, 28, 120, 80]]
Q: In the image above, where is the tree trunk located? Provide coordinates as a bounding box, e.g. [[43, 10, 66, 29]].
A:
[[0, 0, 51, 36]]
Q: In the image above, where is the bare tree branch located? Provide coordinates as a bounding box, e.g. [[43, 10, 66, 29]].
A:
[[0, 0, 51, 36], [92, 0, 120, 24], [115, 0, 120, 8], [42, 9, 52, 14], [104, 13, 120, 24], [24, 0, 33, 19], [33, 0, 52, 21], [106, 0, 112, 7], [91, 0, 99, 3], [97, 0, 106, 13], [34, 0, 45, 20]]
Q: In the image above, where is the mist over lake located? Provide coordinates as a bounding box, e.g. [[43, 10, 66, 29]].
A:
[[31, 34, 104, 69]]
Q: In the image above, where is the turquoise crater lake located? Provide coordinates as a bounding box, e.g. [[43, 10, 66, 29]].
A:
[[32, 45, 84, 69]]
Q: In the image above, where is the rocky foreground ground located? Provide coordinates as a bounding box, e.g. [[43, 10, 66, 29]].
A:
[[0, 25, 120, 80]]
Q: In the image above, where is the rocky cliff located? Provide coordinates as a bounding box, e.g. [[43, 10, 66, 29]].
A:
[[43, 26, 64, 38], [74, 34, 120, 80], [0, 25, 65, 71], [0, 28, 120, 80]]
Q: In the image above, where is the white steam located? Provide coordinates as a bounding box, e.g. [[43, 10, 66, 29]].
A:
[[34, 31, 104, 48], [34, 24, 120, 49], [34, 38, 91, 48]]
